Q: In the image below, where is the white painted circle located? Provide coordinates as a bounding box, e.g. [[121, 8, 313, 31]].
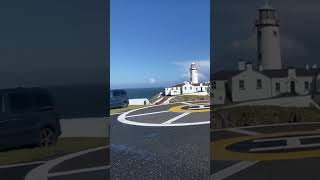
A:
[[117, 103, 210, 127]]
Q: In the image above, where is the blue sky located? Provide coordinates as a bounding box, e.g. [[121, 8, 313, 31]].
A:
[[111, 0, 210, 89]]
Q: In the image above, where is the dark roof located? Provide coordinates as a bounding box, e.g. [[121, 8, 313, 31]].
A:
[[213, 68, 320, 80], [296, 68, 319, 76], [212, 70, 241, 80], [260, 69, 288, 78], [192, 83, 209, 86], [261, 68, 319, 78], [172, 84, 184, 88]]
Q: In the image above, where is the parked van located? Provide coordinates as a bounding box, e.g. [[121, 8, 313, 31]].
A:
[[110, 89, 129, 109], [0, 87, 61, 150]]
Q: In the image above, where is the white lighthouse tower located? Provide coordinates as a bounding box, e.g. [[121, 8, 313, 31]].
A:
[[256, 2, 282, 70], [190, 62, 199, 84]]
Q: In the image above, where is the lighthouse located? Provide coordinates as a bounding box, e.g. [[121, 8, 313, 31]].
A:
[[256, 2, 282, 70], [190, 62, 199, 84]]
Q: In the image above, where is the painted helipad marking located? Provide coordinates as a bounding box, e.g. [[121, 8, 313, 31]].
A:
[[25, 146, 108, 180], [210, 161, 258, 180], [169, 104, 210, 113], [162, 112, 191, 125], [126, 110, 170, 118], [211, 131, 320, 161], [118, 103, 209, 127], [227, 128, 260, 135], [211, 122, 320, 133], [48, 165, 110, 177], [0, 161, 47, 169]]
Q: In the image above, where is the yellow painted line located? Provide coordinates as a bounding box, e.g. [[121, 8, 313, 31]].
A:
[[169, 105, 210, 113], [211, 131, 320, 161]]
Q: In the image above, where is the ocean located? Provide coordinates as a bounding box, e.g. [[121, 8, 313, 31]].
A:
[[45, 84, 107, 119], [124, 87, 164, 99], [44, 85, 163, 119]]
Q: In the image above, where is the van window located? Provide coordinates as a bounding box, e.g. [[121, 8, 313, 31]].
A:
[[0, 95, 3, 113], [33, 93, 53, 107], [9, 93, 32, 112], [120, 90, 127, 96], [112, 90, 120, 97]]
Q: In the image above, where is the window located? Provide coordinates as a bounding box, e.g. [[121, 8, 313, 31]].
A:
[[190, 87, 192, 90], [258, 52, 262, 60], [273, 31, 278, 37], [9, 93, 32, 113], [212, 81, 216, 89], [275, 83, 280, 92], [305, 81, 310, 90], [184, 87, 187, 90], [33, 92, 53, 107], [258, 31, 262, 38], [0, 95, 3, 113], [239, 80, 245, 90], [112, 90, 120, 97], [257, 79, 262, 89]]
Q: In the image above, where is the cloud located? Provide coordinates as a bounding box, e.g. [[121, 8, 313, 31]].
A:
[[173, 60, 210, 82], [230, 33, 309, 65], [148, 78, 156, 84]]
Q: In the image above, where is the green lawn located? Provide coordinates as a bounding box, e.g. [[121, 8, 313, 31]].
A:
[[0, 137, 108, 166], [110, 105, 146, 114], [169, 95, 210, 103], [212, 106, 320, 129]]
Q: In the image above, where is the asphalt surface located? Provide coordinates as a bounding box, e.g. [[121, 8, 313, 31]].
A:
[[210, 122, 320, 180], [111, 103, 210, 179], [1, 141, 110, 180]]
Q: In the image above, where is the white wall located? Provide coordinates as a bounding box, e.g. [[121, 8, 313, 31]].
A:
[[182, 83, 195, 94], [129, 98, 150, 105], [212, 81, 226, 104], [258, 25, 282, 69], [232, 69, 272, 102], [271, 76, 313, 96]]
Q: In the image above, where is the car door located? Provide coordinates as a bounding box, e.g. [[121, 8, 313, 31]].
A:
[[0, 94, 14, 149], [5, 92, 37, 146]]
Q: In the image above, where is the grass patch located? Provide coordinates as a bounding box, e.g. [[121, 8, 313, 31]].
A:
[[169, 95, 210, 103], [0, 137, 108, 166], [212, 106, 320, 129], [110, 105, 146, 114]]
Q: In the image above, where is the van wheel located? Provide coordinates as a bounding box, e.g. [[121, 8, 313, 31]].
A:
[[39, 128, 57, 147], [122, 102, 128, 108]]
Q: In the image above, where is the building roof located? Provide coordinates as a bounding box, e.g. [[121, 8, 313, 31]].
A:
[[192, 83, 209, 86], [212, 70, 241, 80], [260, 69, 288, 78], [212, 68, 320, 80], [172, 84, 184, 88], [261, 68, 319, 78]]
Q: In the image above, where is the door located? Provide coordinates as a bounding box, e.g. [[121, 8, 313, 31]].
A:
[[290, 81, 296, 94]]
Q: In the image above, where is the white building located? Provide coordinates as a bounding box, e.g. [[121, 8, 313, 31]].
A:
[[211, 3, 320, 104], [212, 62, 319, 104], [165, 63, 209, 96]]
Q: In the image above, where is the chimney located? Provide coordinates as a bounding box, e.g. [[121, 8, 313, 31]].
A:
[[259, 64, 264, 71], [288, 68, 296, 78], [246, 63, 253, 71], [238, 60, 246, 71], [184, 81, 187, 84], [306, 64, 310, 70]]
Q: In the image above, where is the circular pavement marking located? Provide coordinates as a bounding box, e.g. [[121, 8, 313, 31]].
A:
[[211, 130, 320, 161], [118, 103, 209, 127], [25, 146, 108, 180], [169, 104, 210, 113]]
